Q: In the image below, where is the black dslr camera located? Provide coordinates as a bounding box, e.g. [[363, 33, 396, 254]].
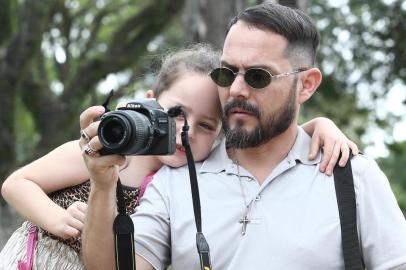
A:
[[98, 98, 176, 155]]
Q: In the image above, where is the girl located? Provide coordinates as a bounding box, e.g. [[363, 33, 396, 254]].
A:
[[0, 44, 357, 270]]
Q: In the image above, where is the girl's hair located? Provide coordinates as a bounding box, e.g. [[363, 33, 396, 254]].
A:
[[153, 43, 220, 97]]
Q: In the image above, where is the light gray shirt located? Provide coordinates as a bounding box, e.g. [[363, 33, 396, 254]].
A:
[[132, 127, 406, 270]]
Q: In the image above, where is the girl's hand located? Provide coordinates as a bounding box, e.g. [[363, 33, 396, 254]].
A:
[[49, 201, 87, 239], [308, 118, 359, 176]]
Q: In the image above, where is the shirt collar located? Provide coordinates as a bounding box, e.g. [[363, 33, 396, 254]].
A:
[[287, 126, 322, 165], [200, 138, 233, 174], [199, 126, 322, 174]]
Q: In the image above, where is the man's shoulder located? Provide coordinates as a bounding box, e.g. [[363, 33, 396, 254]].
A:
[[346, 153, 392, 193], [350, 153, 381, 176]]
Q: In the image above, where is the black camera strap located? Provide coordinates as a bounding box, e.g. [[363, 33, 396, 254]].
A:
[[114, 179, 136, 270], [167, 106, 212, 269], [102, 89, 114, 113], [177, 109, 213, 270]]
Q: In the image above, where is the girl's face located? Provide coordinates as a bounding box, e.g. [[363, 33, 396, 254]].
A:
[[157, 72, 222, 168]]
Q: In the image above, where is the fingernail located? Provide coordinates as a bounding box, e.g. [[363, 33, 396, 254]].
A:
[[339, 162, 345, 166]]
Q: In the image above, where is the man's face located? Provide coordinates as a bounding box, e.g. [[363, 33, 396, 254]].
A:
[[219, 21, 299, 148]]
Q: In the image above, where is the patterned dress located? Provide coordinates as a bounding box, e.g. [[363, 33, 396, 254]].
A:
[[0, 181, 139, 270]]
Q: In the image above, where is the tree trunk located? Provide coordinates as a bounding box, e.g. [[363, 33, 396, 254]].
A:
[[0, 0, 53, 251], [0, 0, 13, 46], [0, 0, 53, 188], [182, 0, 245, 49]]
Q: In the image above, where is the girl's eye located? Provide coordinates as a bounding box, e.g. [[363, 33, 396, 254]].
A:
[[200, 122, 215, 131]]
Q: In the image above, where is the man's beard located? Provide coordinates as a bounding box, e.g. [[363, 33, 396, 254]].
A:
[[222, 78, 298, 149]]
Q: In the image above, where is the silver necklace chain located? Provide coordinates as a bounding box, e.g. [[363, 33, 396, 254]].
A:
[[235, 160, 254, 236], [236, 161, 248, 207]]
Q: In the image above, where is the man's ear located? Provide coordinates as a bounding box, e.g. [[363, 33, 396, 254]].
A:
[[298, 68, 322, 104], [146, 89, 155, 98]]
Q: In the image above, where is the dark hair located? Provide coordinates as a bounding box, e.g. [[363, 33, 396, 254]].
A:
[[228, 2, 320, 67], [153, 43, 220, 97]]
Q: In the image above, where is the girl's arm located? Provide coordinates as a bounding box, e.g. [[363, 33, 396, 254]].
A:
[[301, 117, 359, 176], [1, 140, 90, 238]]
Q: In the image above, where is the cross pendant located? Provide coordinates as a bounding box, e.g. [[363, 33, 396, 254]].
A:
[[239, 216, 250, 236]]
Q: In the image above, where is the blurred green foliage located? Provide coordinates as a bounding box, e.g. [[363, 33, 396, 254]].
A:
[[304, 0, 406, 214], [378, 141, 406, 216]]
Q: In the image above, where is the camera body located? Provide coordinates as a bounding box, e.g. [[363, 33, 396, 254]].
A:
[[98, 98, 176, 155]]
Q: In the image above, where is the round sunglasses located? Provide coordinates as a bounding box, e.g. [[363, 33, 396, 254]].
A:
[[209, 66, 308, 89]]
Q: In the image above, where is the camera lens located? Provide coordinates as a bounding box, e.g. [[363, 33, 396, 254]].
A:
[[98, 110, 153, 155], [103, 120, 125, 144], [99, 115, 130, 149]]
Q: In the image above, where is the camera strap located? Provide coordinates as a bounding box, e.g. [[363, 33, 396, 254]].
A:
[[168, 105, 213, 269], [180, 115, 213, 270], [102, 89, 114, 113], [114, 178, 136, 270]]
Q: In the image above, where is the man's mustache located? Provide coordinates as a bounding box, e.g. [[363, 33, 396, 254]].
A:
[[223, 100, 261, 118]]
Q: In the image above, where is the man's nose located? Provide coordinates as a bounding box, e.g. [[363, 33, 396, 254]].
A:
[[229, 73, 250, 99]]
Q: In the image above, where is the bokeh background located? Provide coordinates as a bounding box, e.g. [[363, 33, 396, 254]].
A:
[[1, 0, 405, 249]]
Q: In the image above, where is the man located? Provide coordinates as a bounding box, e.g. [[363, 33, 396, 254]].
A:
[[83, 3, 406, 269]]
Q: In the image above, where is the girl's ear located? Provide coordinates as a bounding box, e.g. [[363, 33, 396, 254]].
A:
[[146, 90, 155, 98]]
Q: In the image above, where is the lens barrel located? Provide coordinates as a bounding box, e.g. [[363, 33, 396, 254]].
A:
[[98, 110, 152, 155]]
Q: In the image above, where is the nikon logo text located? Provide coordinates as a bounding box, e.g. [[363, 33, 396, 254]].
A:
[[126, 104, 141, 109]]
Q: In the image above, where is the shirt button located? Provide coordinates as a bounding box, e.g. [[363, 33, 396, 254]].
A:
[[255, 195, 261, 201]]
